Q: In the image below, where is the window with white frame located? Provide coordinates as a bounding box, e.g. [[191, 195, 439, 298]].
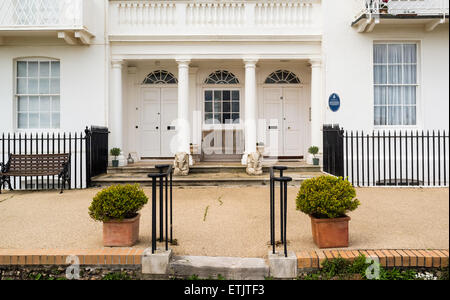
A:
[[16, 59, 60, 129], [204, 90, 240, 125], [373, 43, 418, 126]]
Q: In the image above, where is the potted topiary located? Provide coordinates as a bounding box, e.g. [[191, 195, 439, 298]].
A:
[[110, 148, 121, 167], [89, 184, 148, 247], [308, 146, 319, 165], [296, 176, 360, 248]]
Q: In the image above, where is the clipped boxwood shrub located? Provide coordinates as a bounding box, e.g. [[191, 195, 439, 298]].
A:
[[89, 184, 148, 222], [296, 176, 360, 219]]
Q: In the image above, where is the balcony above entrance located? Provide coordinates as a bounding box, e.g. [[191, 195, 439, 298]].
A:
[[108, 0, 322, 41], [0, 0, 95, 45], [352, 0, 449, 33]]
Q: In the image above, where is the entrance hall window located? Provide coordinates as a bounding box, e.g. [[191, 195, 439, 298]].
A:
[[204, 70, 240, 125], [373, 43, 418, 126], [204, 90, 240, 125], [16, 59, 60, 129]]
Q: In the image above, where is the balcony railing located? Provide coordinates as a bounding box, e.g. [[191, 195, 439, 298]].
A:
[[354, 0, 449, 32], [109, 0, 322, 39], [362, 0, 449, 17], [0, 0, 91, 30]]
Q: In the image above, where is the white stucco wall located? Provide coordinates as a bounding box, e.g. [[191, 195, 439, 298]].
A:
[[0, 0, 107, 134], [322, 0, 449, 132]]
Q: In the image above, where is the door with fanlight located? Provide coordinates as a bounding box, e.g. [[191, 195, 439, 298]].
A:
[[263, 70, 303, 158], [140, 87, 178, 158], [263, 87, 302, 157]]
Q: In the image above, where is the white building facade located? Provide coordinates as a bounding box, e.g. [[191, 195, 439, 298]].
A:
[[0, 0, 448, 166]]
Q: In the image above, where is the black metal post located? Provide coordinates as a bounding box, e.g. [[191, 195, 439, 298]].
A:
[[270, 166, 291, 257], [151, 176, 157, 254], [170, 169, 173, 243], [269, 167, 274, 247]]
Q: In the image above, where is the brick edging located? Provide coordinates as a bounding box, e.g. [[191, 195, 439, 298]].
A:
[[1, 248, 448, 268], [297, 249, 449, 269], [0, 248, 145, 266]]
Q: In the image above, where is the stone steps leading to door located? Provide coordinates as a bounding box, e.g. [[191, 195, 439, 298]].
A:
[[107, 161, 321, 174], [91, 170, 323, 187]]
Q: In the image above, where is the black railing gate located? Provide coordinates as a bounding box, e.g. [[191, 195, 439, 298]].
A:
[[85, 126, 109, 187], [323, 125, 344, 178]]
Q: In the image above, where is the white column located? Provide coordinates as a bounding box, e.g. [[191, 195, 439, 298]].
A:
[[242, 58, 258, 164], [176, 59, 191, 156], [110, 59, 126, 166], [310, 58, 324, 159]]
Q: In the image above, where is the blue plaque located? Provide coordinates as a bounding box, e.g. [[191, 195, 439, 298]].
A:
[[329, 93, 340, 112]]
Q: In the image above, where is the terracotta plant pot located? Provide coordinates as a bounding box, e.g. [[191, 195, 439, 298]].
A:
[[103, 214, 140, 247], [310, 215, 350, 248]]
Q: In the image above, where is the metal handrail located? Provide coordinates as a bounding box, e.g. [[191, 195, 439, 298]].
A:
[[148, 164, 173, 254]]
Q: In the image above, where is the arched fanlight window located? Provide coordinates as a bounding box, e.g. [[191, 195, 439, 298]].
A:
[[143, 70, 178, 84], [204, 70, 239, 84], [265, 70, 301, 84]]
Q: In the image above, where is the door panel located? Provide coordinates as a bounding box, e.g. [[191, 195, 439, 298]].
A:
[[283, 88, 302, 156], [141, 89, 161, 157], [263, 88, 283, 157], [160, 88, 178, 157]]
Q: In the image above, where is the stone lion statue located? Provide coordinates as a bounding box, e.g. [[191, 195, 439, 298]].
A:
[[246, 151, 263, 175], [174, 152, 189, 176]]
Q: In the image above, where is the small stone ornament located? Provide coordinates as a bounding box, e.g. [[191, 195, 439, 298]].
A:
[[246, 151, 263, 175], [174, 152, 189, 176]]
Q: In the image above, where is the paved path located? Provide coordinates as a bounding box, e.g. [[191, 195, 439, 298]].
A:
[[0, 187, 448, 258]]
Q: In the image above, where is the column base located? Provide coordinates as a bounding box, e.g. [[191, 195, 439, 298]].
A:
[[241, 153, 247, 165]]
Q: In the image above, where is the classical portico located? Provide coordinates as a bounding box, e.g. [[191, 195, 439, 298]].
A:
[[107, 0, 324, 165], [108, 56, 324, 166]]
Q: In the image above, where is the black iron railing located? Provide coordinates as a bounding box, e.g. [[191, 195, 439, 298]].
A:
[[0, 126, 109, 190], [324, 125, 449, 187], [269, 166, 292, 257], [148, 165, 174, 253]]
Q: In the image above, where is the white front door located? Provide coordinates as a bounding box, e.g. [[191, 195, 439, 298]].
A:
[[141, 87, 178, 158], [263, 87, 302, 157]]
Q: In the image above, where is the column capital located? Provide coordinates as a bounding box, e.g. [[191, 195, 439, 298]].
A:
[[176, 58, 191, 67], [309, 58, 322, 68], [243, 58, 258, 67], [189, 66, 199, 75], [127, 66, 137, 75], [111, 59, 124, 69]]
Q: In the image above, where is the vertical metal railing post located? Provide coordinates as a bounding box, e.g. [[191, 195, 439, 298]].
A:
[[153, 164, 173, 251], [150, 175, 157, 254], [269, 166, 291, 258], [269, 167, 274, 250]]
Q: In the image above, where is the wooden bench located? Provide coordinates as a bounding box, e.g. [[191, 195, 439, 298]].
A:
[[0, 154, 71, 194]]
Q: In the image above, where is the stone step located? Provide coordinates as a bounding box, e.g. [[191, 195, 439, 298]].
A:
[[91, 171, 322, 187], [169, 255, 269, 280]]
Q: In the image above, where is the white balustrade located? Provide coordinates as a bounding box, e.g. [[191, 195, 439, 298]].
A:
[[117, 1, 177, 26], [109, 0, 321, 36], [255, 2, 313, 26]]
